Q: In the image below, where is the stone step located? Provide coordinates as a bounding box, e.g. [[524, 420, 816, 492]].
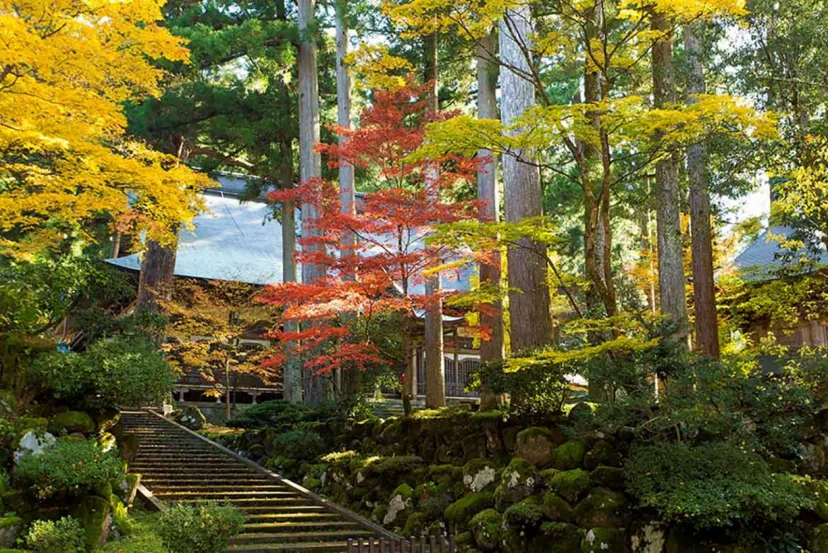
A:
[[149, 485, 287, 493], [142, 476, 273, 484], [237, 505, 330, 515], [165, 497, 316, 507], [242, 521, 364, 533], [244, 512, 342, 523], [230, 530, 373, 545], [154, 490, 299, 499], [227, 542, 350, 552]]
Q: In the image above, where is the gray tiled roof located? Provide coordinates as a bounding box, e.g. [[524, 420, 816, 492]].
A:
[[732, 225, 828, 281]]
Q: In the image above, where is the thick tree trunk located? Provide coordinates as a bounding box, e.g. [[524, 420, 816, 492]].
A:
[[298, 0, 329, 405], [422, 30, 446, 409], [336, 0, 360, 398], [476, 32, 505, 410], [684, 23, 720, 358], [281, 153, 303, 404], [137, 234, 178, 312], [651, 12, 688, 346], [499, 7, 553, 353]]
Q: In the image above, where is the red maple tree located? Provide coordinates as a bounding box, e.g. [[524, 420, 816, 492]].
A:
[[260, 83, 483, 384]]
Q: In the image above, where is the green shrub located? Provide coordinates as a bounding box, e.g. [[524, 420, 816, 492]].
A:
[[272, 429, 326, 461], [101, 513, 167, 553], [626, 442, 813, 531], [469, 359, 570, 415], [16, 437, 123, 499], [24, 517, 85, 553], [157, 503, 245, 553], [227, 400, 330, 430], [29, 336, 176, 410]]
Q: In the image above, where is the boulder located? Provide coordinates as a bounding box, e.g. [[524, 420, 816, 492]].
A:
[[72, 495, 112, 550], [494, 457, 538, 511], [0, 516, 22, 548], [383, 484, 414, 526], [568, 402, 595, 425], [813, 523, 828, 553], [461, 433, 488, 463], [470, 508, 502, 552], [574, 488, 627, 528], [807, 479, 828, 522], [175, 406, 206, 430], [119, 433, 140, 463], [48, 411, 95, 435], [515, 427, 556, 467], [584, 440, 622, 470], [15, 430, 55, 463], [582, 528, 628, 553], [445, 492, 494, 527], [543, 492, 574, 522], [463, 459, 499, 493], [549, 469, 591, 504], [554, 441, 586, 470], [590, 466, 626, 490], [631, 522, 666, 553], [401, 512, 430, 537], [502, 496, 545, 530], [538, 522, 583, 553]]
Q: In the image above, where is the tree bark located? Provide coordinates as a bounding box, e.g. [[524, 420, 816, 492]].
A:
[[336, 0, 360, 399], [651, 12, 688, 346], [422, 30, 446, 409], [137, 234, 178, 312], [499, 6, 553, 353], [684, 23, 720, 358], [476, 32, 505, 410], [298, 0, 329, 405]]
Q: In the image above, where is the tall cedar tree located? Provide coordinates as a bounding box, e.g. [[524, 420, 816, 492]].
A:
[[260, 85, 481, 389]]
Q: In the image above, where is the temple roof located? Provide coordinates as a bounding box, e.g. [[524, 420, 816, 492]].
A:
[[732, 225, 828, 281]]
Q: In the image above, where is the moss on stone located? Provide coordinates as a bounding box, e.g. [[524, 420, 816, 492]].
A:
[[471, 409, 507, 422], [554, 441, 586, 470], [470, 508, 502, 552], [503, 496, 545, 529], [48, 411, 95, 435], [0, 516, 22, 549], [807, 479, 828, 522], [391, 483, 414, 500], [401, 511, 430, 537], [494, 457, 538, 511], [581, 528, 627, 553], [539, 522, 584, 553], [515, 427, 556, 467], [583, 440, 622, 471], [589, 466, 625, 490], [462, 459, 499, 493], [812, 523, 828, 553], [567, 402, 595, 425], [444, 492, 494, 525], [110, 496, 133, 537], [549, 469, 590, 504], [374, 455, 423, 476], [574, 487, 627, 529], [543, 491, 574, 522], [72, 495, 112, 550], [455, 530, 474, 546]]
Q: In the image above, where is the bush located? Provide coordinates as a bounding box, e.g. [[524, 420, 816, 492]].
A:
[[226, 400, 329, 430], [16, 437, 123, 499], [24, 517, 86, 553], [626, 442, 813, 532], [156, 504, 245, 553], [29, 336, 176, 410], [271, 429, 326, 461], [469, 359, 570, 415]]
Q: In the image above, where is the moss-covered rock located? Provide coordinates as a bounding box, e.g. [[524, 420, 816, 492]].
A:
[[568, 402, 595, 425], [445, 492, 494, 527], [574, 488, 627, 529], [630, 522, 666, 553], [582, 528, 628, 553], [503, 496, 545, 529], [538, 522, 583, 553], [175, 406, 206, 430], [470, 508, 502, 552], [119, 433, 139, 464], [549, 469, 590, 504], [72, 495, 112, 550], [590, 466, 626, 491], [110, 496, 133, 537], [807, 479, 828, 522], [429, 464, 458, 484], [543, 492, 574, 522], [515, 427, 556, 467], [812, 523, 828, 553], [0, 516, 22, 548], [401, 511, 430, 537], [463, 459, 499, 493], [48, 411, 95, 435], [554, 441, 586, 470], [461, 433, 488, 463], [584, 440, 622, 470], [494, 457, 538, 511], [383, 484, 414, 526]]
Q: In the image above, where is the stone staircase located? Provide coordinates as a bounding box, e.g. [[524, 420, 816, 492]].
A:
[[121, 410, 395, 552]]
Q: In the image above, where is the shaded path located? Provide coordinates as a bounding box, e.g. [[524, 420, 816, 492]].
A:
[[121, 410, 396, 552]]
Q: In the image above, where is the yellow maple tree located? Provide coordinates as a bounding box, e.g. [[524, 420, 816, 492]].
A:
[[0, 0, 210, 257]]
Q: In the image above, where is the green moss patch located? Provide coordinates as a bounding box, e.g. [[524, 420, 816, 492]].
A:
[[444, 492, 494, 525], [554, 441, 586, 470], [549, 469, 590, 504]]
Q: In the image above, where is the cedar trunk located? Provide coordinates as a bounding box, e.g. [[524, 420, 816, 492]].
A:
[[499, 7, 553, 353], [137, 235, 178, 312], [423, 30, 446, 409], [651, 12, 688, 346], [298, 0, 329, 405], [684, 23, 720, 358]]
